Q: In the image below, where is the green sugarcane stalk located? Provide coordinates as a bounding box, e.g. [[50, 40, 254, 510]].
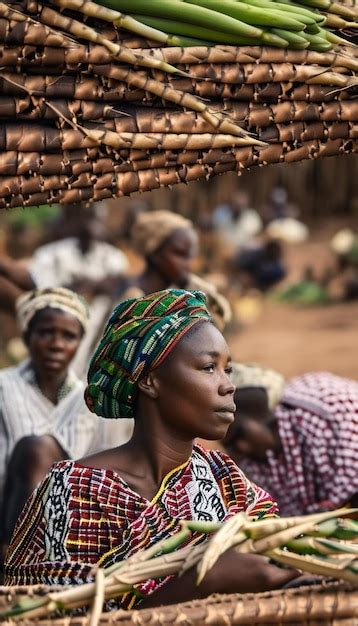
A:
[[312, 517, 358, 540], [96, 0, 265, 38], [267, 548, 358, 583], [294, 0, 357, 20], [242, 0, 326, 23], [322, 29, 353, 46], [133, 15, 288, 46], [286, 536, 358, 555], [183, 0, 308, 30], [270, 27, 311, 47], [301, 31, 333, 48]]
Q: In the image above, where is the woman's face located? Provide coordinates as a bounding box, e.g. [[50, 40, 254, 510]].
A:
[[152, 322, 236, 441], [26, 308, 83, 376], [150, 228, 198, 287]]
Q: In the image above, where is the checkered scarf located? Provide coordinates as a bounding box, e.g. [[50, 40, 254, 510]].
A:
[[85, 289, 211, 419]]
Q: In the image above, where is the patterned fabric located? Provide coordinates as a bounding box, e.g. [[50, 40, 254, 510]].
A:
[[131, 210, 196, 256], [5, 444, 277, 607], [231, 362, 285, 410], [85, 289, 211, 419], [238, 372, 358, 516], [16, 287, 89, 334], [0, 360, 98, 514]]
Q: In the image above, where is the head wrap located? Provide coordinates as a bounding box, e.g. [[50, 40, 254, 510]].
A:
[[231, 362, 285, 410], [131, 210, 196, 256], [16, 287, 89, 334], [85, 289, 211, 419]]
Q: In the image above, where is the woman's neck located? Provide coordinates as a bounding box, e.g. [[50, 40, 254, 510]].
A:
[[128, 418, 194, 486]]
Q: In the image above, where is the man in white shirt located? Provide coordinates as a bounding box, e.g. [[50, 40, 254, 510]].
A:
[[0, 203, 128, 310]]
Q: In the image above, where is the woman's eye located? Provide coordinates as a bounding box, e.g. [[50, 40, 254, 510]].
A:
[[203, 364, 215, 372], [226, 365, 233, 375]]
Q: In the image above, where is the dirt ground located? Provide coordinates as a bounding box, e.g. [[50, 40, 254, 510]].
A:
[[226, 219, 358, 380]]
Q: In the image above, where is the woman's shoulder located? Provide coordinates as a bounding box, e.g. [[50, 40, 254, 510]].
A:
[[0, 361, 26, 382], [44, 458, 129, 496]]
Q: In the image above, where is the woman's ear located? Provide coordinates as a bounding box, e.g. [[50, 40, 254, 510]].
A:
[[137, 372, 159, 400]]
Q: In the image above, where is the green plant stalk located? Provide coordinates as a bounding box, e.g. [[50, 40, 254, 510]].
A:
[[295, 0, 358, 19], [235, 0, 319, 25], [183, 0, 307, 30], [312, 518, 358, 540], [267, 548, 358, 583], [305, 22, 322, 33], [302, 31, 333, 49], [323, 30, 352, 46], [51, 0, 175, 44], [271, 27, 311, 47], [286, 536, 358, 555], [97, 0, 265, 38], [293, 0, 331, 9], [241, 0, 325, 23], [134, 14, 285, 45], [315, 538, 358, 555]]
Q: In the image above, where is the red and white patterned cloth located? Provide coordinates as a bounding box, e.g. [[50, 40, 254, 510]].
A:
[[5, 444, 277, 607], [239, 372, 358, 516]]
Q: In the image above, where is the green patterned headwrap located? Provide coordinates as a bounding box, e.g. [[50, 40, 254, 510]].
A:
[[85, 288, 212, 419]]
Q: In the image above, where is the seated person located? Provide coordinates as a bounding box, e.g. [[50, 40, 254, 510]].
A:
[[5, 289, 299, 606], [0, 288, 99, 556], [235, 239, 286, 292], [223, 364, 358, 516]]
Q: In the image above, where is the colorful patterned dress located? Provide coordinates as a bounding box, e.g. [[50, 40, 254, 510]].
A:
[[5, 444, 277, 607]]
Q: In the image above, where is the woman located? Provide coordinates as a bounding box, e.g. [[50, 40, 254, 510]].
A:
[[0, 288, 99, 549], [5, 289, 298, 606], [130, 210, 232, 330], [223, 365, 358, 516], [73, 210, 231, 377]]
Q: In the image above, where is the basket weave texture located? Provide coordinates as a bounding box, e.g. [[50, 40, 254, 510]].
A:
[[0, 582, 357, 625]]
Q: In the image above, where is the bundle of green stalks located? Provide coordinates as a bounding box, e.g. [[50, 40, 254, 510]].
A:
[[0, 0, 356, 207], [94, 0, 358, 51], [1, 509, 357, 620]]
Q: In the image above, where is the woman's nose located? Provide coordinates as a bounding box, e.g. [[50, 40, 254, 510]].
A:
[[50, 334, 65, 350], [220, 372, 235, 396]]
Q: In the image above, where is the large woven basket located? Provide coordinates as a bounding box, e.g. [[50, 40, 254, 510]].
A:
[[0, 582, 357, 625]]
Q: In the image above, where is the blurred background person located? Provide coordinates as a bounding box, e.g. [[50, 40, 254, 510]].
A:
[[0, 288, 98, 559], [0, 203, 128, 306], [212, 190, 263, 264], [330, 228, 358, 301], [222, 364, 358, 516], [70, 209, 232, 381], [234, 238, 287, 293]]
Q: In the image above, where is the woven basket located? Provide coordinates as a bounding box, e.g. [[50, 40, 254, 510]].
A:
[[1, 582, 357, 625]]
